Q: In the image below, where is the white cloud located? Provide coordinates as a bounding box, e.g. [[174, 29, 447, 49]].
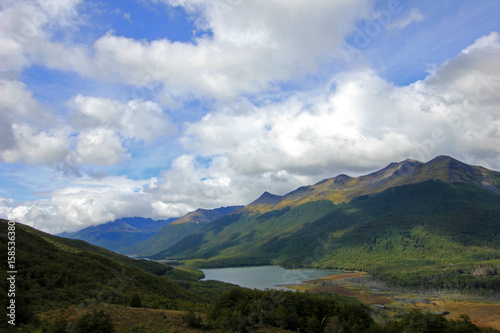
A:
[[2, 176, 161, 233], [0, 80, 175, 167], [69, 95, 177, 142], [425, 32, 500, 106], [0, 0, 84, 78], [0, 80, 71, 164], [386, 8, 424, 30], [181, 69, 419, 177], [1, 124, 70, 164], [67, 128, 129, 166]]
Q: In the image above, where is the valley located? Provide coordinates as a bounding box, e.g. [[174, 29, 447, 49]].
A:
[[2, 156, 500, 332]]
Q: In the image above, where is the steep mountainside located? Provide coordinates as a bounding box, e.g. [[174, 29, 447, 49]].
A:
[[153, 156, 500, 290], [59, 217, 175, 253], [125, 206, 243, 256]]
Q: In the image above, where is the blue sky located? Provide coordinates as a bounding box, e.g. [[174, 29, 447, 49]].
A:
[[1, 0, 500, 233]]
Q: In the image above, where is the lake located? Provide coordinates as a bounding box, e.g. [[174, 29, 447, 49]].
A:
[[201, 266, 340, 290]]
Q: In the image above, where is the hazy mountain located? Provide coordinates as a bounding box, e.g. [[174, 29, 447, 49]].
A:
[[153, 156, 500, 290], [59, 217, 175, 253], [125, 206, 243, 257]]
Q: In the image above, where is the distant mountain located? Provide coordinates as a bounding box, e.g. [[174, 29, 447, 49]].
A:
[[125, 206, 243, 257], [153, 156, 500, 291], [59, 217, 175, 253]]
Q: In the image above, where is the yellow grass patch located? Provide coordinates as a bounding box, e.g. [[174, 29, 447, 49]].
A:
[[317, 271, 367, 282], [411, 300, 500, 330], [39, 305, 205, 333]]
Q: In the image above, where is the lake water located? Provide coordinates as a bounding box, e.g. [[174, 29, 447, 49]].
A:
[[201, 266, 340, 290]]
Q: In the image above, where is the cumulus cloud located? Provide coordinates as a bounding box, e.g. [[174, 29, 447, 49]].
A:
[[67, 128, 129, 166], [182, 70, 419, 177], [0, 79, 175, 168], [2, 124, 70, 164], [0, 0, 84, 78], [69, 95, 177, 142], [3, 176, 157, 233], [0, 80, 70, 164]]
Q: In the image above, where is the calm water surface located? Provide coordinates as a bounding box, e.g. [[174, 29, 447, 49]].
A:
[[201, 266, 341, 290]]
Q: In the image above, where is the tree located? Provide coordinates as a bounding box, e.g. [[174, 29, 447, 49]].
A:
[[129, 293, 141, 308], [76, 309, 114, 333], [305, 315, 322, 333]]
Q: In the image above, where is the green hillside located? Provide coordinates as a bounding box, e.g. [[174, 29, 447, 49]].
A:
[[0, 219, 229, 329], [155, 157, 500, 291], [151, 200, 336, 266]]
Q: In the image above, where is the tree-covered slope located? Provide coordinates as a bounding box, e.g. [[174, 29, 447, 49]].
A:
[[0, 219, 209, 322], [265, 181, 500, 290], [152, 200, 337, 266]]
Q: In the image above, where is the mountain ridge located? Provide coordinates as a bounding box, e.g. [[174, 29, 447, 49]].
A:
[[239, 155, 500, 214]]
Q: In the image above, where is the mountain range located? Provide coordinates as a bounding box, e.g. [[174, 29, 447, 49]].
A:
[[57, 155, 500, 290], [150, 156, 500, 290]]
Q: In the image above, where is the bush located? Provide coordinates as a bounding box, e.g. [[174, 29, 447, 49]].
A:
[[183, 310, 203, 329], [76, 309, 115, 333]]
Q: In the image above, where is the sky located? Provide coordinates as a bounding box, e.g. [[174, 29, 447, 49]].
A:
[[1, 0, 500, 233]]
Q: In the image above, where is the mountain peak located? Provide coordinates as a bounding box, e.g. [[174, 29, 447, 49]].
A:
[[252, 191, 284, 205], [172, 206, 244, 225]]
